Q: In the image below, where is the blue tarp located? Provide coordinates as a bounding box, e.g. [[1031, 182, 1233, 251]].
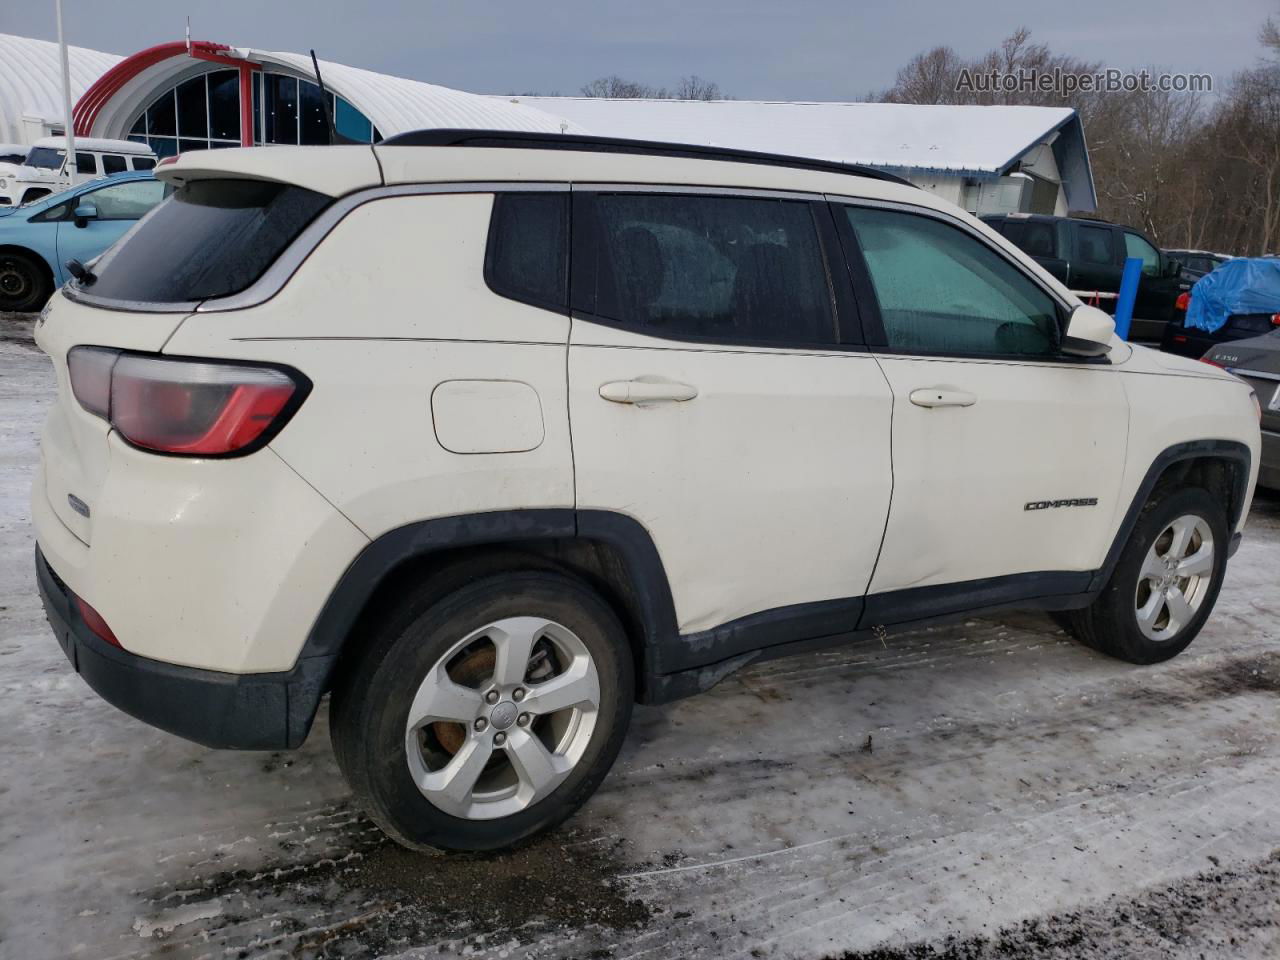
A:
[[1185, 257, 1280, 333]]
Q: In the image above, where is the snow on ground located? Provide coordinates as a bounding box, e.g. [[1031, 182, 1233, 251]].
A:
[[1, 317, 1278, 959]]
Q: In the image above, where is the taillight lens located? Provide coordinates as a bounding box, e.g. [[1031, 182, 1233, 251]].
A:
[[1271, 313, 1280, 326], [67, 347, 307, 456], [1176, 292, 1191, 311], [74, 595, 120, 648]]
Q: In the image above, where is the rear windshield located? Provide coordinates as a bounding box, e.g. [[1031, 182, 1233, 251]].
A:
[[85, 178, 330, 303]]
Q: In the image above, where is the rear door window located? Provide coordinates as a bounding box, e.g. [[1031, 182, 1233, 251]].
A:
[[85, 178, 330, 303], [1076, 225, 1115, 265], [582, 192, 835, 345], [75, 152, 97, 175]]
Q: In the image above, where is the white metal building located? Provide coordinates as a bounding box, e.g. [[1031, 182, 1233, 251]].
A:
[[503, 97, 1096, 214], [0, 31, 1095, 214], [0, 33, 121, 145]]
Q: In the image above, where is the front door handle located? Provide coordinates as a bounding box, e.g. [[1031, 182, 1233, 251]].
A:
[[599, 378, 699, 405], [909, 387, 977, 408]]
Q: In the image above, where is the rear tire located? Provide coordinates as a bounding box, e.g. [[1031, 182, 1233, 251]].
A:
[[1069, 486, 1228, 664], [0, 251, 51, 312], [331, 569, 634, 852]]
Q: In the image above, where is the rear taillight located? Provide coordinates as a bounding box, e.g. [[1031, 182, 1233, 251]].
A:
[[1176, 292, 1191, 311], [1271, 314, 1280, 326], [66, 347, 307, 456], [1199, 356, 1223, 368]]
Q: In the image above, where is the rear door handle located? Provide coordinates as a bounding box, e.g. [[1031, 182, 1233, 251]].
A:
[[599, 378, 699, 405], [909, 387, 977, 408]]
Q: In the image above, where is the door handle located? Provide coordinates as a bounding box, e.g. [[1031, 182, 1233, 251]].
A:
[[909, 388, 977, 408], [599, 378, 699, 405]]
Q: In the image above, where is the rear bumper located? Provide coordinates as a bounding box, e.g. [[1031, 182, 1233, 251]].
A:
[[36, 545, 331, 750], [1259, 429, 1280, 491]]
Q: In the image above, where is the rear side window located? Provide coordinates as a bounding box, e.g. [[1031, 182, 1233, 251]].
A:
[[131, 156, 156, 171], [86, 179, 330, 303], [586, 193, 834, 345], [485, 192, 568, 311], [102, 154, 127, 175], [1077, 225, 1115, 265]]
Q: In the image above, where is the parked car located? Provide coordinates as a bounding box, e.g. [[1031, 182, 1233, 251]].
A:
[[0, 171, 167, 312], [1203, 334, 1280, 489], [0, 136, 156, 207], [982, 213, 1189, 341], [1160, 257, 1280, 358], [33, 134, 1259, 853], [1166, 249, 1233, 281]]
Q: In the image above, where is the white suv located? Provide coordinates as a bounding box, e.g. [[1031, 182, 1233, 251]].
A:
[[0, 136, 157, 207], [32, 133, 1261, 851]]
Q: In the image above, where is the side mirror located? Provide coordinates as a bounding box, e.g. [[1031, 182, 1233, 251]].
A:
[[1163, 257, 1182, 279], [1061, 304, 1114, 357], [72, 201, 97, 228]]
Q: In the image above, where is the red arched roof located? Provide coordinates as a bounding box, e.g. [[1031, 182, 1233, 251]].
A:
[[73, 40, 242, 136]]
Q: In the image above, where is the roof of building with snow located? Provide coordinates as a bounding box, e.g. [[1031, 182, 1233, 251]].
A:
[[0, 33, 122, 143]]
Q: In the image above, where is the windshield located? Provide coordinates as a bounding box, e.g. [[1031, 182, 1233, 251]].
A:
[[25, 147, 65, 170], [85, 178, 331, 303]]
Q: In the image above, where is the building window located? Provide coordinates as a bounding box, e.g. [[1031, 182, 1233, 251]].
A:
[[125, 68, 379, 155]]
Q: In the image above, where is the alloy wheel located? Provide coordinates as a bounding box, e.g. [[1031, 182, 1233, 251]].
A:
[[403, 616, 601, 820], [1134, 514, 1214, 642]]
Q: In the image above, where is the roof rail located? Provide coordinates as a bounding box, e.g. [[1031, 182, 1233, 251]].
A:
[[378, 129, 917, 188]]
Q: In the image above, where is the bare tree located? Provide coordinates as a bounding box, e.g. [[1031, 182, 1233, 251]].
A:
[[579, 74, 727, 100]]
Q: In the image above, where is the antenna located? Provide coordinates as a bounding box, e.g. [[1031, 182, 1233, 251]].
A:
[[309, 50, 361, 146]]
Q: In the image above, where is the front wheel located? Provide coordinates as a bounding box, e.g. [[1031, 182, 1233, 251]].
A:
[[1068, 486, 1229, 664], [0, 251, 51, 313], [331, 569, 634, 851]]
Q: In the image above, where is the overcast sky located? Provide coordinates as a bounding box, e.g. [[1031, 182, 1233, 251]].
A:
[[3, 1, 1276, 100]]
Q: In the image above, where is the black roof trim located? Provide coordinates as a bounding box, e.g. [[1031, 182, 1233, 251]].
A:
[[378, 129, 917, 188]]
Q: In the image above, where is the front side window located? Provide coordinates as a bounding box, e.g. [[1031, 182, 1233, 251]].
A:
[[588, 193, 834, 345], [84, 179, 167, 220], [1077, 225, 1115, 265], [485, 193, 568, 310], [843, 205, 1060, 357], [1124, 231, 1161, 276], [85, 178, 329, 302]]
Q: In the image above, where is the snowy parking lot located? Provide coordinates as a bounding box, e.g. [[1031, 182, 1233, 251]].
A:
[[2, 317, 1279, 959]]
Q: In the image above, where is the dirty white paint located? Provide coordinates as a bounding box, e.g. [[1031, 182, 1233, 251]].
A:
[[1, 324, 1277, 959]]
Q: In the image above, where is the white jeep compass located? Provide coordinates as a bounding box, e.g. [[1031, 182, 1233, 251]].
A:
[[32, 132, 1261, 852]]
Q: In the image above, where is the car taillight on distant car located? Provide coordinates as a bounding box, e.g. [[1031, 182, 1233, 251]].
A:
[[66, 347, 308, 456], [1176, 292, 1191, 311], [1272, 313, 1280, 326]]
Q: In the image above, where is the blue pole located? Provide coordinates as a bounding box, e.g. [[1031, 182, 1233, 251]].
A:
[[1113, 256, 1143, 341]]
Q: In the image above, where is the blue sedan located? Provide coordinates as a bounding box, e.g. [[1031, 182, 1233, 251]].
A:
[[0, 171, 168, 312]]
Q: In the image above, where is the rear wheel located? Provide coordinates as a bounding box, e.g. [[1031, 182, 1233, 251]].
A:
[[1069, 486, 1228, 664], [331, 569, 634, 851], [0, 251, 50, 312]]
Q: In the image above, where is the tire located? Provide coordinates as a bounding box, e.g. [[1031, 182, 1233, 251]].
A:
[[330, 568, 634, 852], [0, 251, 51, 313], [1069, 486, 1229, 664]]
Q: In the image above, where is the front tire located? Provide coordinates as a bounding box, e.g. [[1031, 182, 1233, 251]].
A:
[[331, 569, 634, 852], [1069, 486, 1229, 664], [0, 251, 51, 312]]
